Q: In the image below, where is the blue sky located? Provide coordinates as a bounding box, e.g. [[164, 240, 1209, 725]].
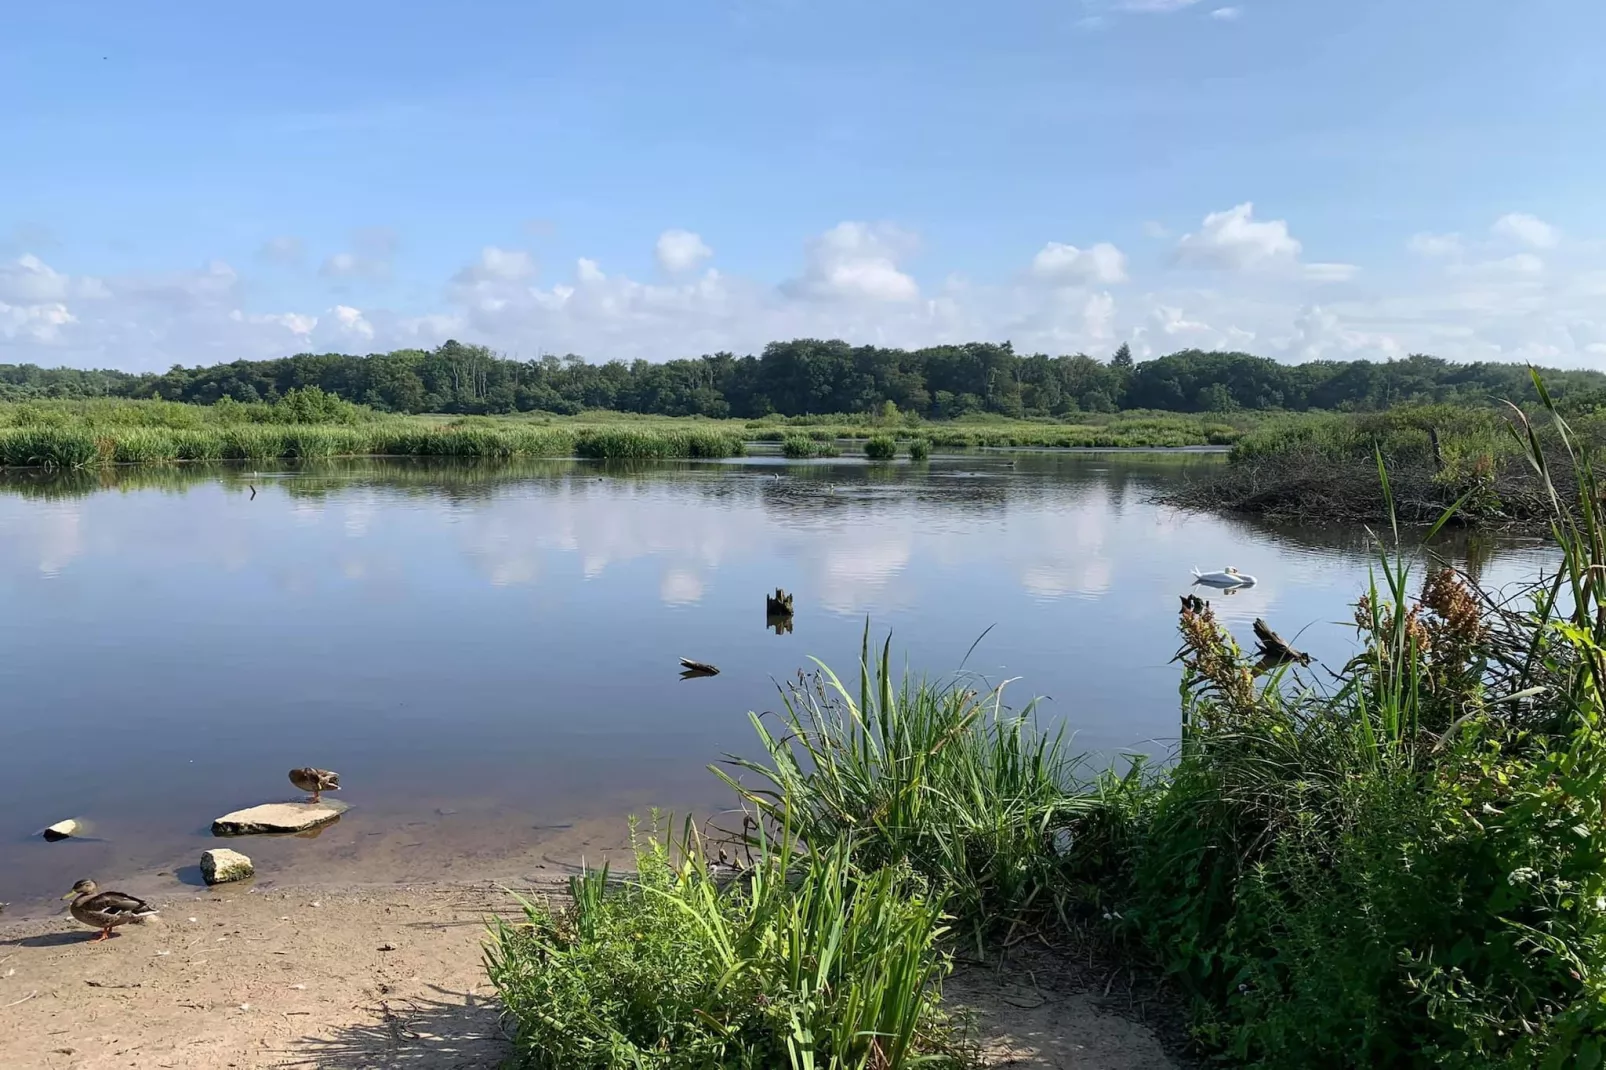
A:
[[3, 0, 1604, 371]]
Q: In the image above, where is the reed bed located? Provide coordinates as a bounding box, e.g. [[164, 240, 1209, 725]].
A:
[[0, 421, 747, 468]]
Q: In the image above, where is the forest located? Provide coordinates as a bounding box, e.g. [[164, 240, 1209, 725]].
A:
[[3, 339, 1604, 418]]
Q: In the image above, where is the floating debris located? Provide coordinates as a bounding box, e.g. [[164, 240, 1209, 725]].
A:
[[679, 658, 720, 678], [765, 587, 795, 617], [1253, 618, 1311, 671]]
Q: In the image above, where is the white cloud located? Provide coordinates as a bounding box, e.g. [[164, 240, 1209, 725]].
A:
[[655, 229, 714, 275], [453, 246, 537, 285], [1030, 241, 1128, 284], [783, 222, 919, 302], [332, 304, 375, 341], [1492, 212, 1560, 250], [1409, 232, 1463, 258], [320, 227, 399, 280], [0, 301, 76, 342], [1209, 6, 1243, 19], [1175, 203, 1301, 271], [11, 212, 1606, 374], [1, 254, 81, 304], [1141, 221, 1171, 239]]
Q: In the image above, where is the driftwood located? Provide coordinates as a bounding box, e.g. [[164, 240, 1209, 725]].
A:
[[679, 658, 720, 677], [1252, 618, 1311, 671], [765, 588, 795, 616]]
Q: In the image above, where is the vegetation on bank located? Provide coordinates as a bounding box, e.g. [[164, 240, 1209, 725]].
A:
[[0, 394, 1255, 468], [487, 391, 1606, 1068], [8, 338, 1606, 419], [1168, 399, 1606, 527]]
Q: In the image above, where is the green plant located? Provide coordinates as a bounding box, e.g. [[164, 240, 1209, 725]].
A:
[[719, 630, 1095, 947], [864, 435, 898, 461], [485, 816, 958, 1070], [907, 438, 930, 461]]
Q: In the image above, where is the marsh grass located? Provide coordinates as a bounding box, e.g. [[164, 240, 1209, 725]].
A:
[[484, 816, 958, 1070], [717, 631, 1097, 948], [0, 412, 744, 468]]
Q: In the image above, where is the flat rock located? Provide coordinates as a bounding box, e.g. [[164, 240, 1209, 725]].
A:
[[200, 848, 254, 884], [43, 819, 79, 842], [212, 800, 348, 836]]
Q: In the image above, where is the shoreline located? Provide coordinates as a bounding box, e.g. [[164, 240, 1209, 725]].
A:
[[0, 872, 1182, 1070]]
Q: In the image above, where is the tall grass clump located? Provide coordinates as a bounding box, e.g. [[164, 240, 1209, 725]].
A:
[[719, 632, 1099, 946], [907, 438, 931, 461], [781, 433, 841, 458], [485, 817, 959, 1070], [0, 427, 100, 468], [1124, 374, 1606, 1066], [575, 427, 746, 460], [864, 434, 898, 461]]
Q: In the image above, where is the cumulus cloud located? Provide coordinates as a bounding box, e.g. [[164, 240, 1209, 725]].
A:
[[1175, 203, 1301, 271], [1030, 242, 1128, 285], [1492, 213, 1560, 250], [9, 210, 1606, 373], [655, 229, 714, 275], [783, 222, 919, 302], [453, 246, 537, 285], [320, 226, 399, 280]]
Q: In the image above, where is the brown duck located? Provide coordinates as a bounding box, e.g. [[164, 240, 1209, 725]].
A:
[[63, 879, 158, 942], [289, 767, 341, 803]]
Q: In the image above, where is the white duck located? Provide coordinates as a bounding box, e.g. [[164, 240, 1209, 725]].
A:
[[1192, 566, 1257, 589]]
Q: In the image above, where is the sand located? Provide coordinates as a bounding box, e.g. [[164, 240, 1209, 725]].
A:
[[0, 878, 1181, 1070]]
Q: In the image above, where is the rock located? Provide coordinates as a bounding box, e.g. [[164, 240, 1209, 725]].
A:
[[201, 848, 254, 884], [43, 819, 79, 841], [211, 800, 348, 836]]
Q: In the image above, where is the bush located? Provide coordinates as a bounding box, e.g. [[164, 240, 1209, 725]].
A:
[[864, 434, 898, 460], [485, 818, 958, 1070], [907, 438, 930, 461]]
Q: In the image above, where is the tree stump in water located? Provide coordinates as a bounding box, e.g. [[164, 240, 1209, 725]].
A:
[[765, 588, 795, 617]]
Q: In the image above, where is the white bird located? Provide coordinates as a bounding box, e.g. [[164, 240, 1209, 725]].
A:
[[1192, 566, 1257, 589]]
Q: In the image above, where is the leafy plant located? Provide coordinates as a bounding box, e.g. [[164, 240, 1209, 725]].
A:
[[485, 816, 959, 1070]]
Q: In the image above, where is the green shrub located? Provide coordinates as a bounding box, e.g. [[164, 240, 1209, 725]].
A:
[[485, 819, 958, 1070], [864, 434, 897, 460], [907, 438, 930, 461]]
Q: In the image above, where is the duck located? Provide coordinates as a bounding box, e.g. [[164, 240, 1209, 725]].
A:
[[289, 767, 341, 804], [63, 879, 158, 942], [1191, 566, 1257, 589]]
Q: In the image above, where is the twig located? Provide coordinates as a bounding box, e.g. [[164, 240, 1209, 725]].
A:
[[3, 990, 38, 1008]]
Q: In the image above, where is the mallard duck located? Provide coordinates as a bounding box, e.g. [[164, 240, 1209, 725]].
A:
[[289, 767, 340, 803], [62, 879, 157, 942]]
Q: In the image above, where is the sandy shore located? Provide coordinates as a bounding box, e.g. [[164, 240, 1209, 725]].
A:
[[0, 877, 1181, 1070]]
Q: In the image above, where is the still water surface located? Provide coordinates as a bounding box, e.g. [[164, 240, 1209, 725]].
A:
[[0, 452, 1555, 908]]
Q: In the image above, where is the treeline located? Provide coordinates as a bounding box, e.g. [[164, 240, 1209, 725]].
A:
[[4, 340, 1604, 417]]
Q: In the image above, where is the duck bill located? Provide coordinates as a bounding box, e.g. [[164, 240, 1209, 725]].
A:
[[61, 890, 77, 900]]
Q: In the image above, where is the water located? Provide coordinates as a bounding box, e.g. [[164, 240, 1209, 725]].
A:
[[0, 452, 1556, 909]]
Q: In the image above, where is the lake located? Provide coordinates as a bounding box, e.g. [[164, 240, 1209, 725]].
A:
[[0, 451, 1556, 910]]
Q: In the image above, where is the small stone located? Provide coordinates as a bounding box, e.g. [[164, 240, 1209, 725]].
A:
[[43, 819, 79, 841], [200, 848, 254, 885], [211, 801, 347, 836]]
